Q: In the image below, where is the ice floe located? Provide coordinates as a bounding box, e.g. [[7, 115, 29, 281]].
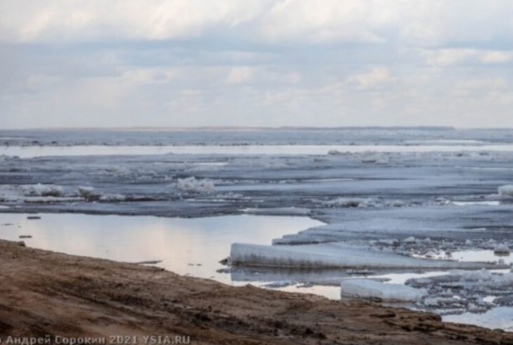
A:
[[494, 244, 511, 256], [498, 185, 513, 198], [322, 197, 376, 208], [19, 184, 64, 197], [341, 279, 426, 302], [407, 270, 513, 313], [243, 207, 311, 216], [0, 184, 127, 204], [321, 197, 408, 209], [230, 243, 504, 269], [0, 184, 68, 202], [176, 177, 215, 194], [78, 186, 102, 201]]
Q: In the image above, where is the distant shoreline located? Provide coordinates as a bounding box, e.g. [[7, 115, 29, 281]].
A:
[[0, 126, 463, 131]]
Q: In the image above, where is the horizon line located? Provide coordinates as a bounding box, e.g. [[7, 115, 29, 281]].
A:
[[2, 125, 513, 131], [0, 125, 499, 131]]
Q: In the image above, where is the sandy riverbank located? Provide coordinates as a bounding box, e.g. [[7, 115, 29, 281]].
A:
[[0, 239, 512, 345]]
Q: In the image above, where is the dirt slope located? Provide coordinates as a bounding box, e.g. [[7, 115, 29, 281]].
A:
[[0, 240, 512, 345]]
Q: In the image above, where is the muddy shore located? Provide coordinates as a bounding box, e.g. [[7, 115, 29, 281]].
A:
[[0, 240, 512, 345]]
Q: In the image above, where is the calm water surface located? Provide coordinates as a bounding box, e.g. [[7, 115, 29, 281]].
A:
[[0, 213, 323, 284], [445, 307, 513, 331]]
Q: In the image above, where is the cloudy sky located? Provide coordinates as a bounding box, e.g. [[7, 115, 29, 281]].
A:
[[1, 0, 512, 128]]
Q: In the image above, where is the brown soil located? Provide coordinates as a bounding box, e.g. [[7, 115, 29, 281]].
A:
[[0, 239, 512, 345]]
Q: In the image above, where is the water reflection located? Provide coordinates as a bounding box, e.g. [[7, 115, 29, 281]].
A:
[[452, 201, 501, 206], [452, 250, 513, 265], [444, 307, 513, 331], [0, 213, 323, 284]]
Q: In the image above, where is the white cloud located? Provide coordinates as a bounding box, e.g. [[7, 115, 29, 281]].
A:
[[257, 0, 389, 44], [226, 67, 255, 85], [1, 1, 513, 128], [0, 0, 268, 43], [421, 49, 478, 67], [346, 67, 396, 90], [1, 0, 513, 47], [481, 51, 513, 64], [455, 78, 508, 91], [421, 49, 513, 66]]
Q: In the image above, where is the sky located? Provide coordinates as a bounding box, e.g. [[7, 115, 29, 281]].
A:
[[0, 0, 512, 129]]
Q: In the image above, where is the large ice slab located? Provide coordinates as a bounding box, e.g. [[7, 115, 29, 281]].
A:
[[341, 279, 426, 302], [274, 205, 513, 245], [230, 243, 504, 269]]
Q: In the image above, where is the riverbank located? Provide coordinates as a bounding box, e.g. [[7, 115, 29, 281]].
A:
[[0, 240, 512, 344]]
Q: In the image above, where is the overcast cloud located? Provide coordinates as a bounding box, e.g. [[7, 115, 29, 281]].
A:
[[0, 0, 512, 128]]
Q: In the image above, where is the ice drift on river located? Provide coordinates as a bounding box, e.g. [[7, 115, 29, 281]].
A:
[[230, 243, 504, 269], [0, 184, 126, 204], [341, 279, 426, 302], [406, 269, 513, 312]]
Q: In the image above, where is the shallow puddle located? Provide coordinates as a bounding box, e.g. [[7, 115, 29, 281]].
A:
[[444, 307, 513, 331], [277, 284, 342, 300]]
